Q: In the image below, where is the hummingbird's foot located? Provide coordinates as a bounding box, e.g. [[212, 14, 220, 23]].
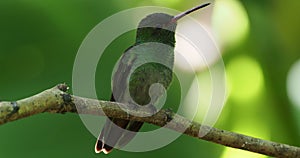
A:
[[164, 108, 174, 122]]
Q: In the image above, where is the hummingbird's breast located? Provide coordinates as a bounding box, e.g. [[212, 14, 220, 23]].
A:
[[112, 42, 174, 106]]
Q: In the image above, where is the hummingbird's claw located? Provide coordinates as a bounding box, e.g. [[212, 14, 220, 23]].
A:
[[165, 108, 174, 122]]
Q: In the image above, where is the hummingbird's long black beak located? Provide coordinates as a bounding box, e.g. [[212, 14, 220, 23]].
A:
[[172, 3, 210, 22]]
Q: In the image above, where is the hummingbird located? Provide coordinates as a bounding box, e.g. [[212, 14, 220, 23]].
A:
[[95, 3, 210, 154]]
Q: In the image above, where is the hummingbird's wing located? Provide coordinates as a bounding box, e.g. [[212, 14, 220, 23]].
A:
[[95, 46, 142, 154]]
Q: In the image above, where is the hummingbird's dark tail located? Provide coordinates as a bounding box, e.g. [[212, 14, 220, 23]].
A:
[[94, 94, 114, 154], [95, 95, 116, 154], [95, 94, 131, 154], [95, 139, 113, 154], [95, 95, 144, 154]]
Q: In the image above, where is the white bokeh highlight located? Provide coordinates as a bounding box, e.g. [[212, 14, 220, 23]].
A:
[[287, 59, 300, 110]]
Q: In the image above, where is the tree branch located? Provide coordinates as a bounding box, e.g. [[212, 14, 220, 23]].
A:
[[0, 84, 299, 158]]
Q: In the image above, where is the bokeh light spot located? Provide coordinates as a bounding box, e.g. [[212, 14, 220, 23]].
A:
[[221, 112, 269, 158], [227, 56, 264, 102], [222, 144, 267, 158], [287, 59, 300, 110], [212, 0, 250, 48]]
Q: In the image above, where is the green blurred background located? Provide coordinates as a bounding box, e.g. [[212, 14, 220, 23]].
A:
[[0, 0, 299, 157]]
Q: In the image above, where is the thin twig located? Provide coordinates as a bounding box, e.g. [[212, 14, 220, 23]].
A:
[[0, 84, 299, 158]]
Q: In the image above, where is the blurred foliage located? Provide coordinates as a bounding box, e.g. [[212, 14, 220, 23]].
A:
[[0, 0, 299, 158]]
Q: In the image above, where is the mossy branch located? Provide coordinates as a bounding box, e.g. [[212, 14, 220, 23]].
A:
[[0, 84, 299, 158]]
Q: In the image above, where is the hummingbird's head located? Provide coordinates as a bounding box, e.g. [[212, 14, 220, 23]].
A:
[[136, 3, 210, 47], [136, 13, 177, 47]]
